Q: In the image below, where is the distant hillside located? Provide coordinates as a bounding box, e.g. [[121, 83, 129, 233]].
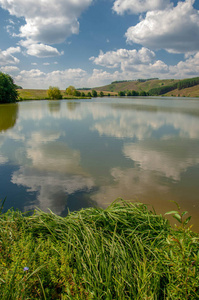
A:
[[95, 77, 199, 97]]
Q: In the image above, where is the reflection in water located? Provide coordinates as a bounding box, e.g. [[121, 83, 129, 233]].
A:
[[67, 101, 81, 111], [48, 100, 61, 114], [11, 166, 94, 215], [0, 104, 18, 132], [0, 98, 199, 229], [123, 140, 199, 181]]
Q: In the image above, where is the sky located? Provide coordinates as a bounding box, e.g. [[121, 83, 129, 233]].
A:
[[0, 0, 199, 89]]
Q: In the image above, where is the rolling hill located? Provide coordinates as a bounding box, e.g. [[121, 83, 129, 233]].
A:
[[94, 78, 199, 97]]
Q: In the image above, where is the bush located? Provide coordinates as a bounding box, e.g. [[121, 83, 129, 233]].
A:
[[92, 90, 98, 97], [0, 72, 18, 103], [118, 91, 125, 96], [47, 86, 62, 100]]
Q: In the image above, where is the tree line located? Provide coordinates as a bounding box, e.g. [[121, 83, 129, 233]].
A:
[[47, 85, 106, 99]]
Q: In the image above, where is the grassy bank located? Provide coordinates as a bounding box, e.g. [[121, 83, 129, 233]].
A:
[[0, 200, 199, 299], [17, 89, 114, 101], [17, 89, 92, 100]]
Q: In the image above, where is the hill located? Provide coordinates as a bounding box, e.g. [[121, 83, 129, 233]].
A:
[[95, 78, 199, 97]]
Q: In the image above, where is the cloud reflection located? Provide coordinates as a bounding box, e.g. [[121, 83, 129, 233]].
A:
[[91, 167, 168, 208], [123, 141, 199, 181], [12, 167, 94, 214]]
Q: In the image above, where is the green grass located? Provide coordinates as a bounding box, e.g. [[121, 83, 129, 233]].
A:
[[0, 199, 199, 299], [17, 89, 91, 100]]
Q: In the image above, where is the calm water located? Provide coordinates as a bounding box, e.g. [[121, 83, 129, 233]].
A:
[[1, 97, 199, 230]]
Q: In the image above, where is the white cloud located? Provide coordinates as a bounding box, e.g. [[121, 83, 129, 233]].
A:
[[113, 0, 170, 15], [0, 0, 93, 57], [0, 46, 20, 65], [86, 69, 121, 87], [11, 49, 199, 89], [24, 43, 63, 58], [125, 0, 199, 53], [90, 47, 155, 69], [169, 52, 199, 77], [15, 68, 87, 89], [19, 69, 45, 78], [0, 66, 19, 73]]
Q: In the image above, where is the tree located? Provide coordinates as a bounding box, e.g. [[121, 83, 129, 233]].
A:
[[99, 91, 104, 97], [73, 90, 81, 97], [139, 91, 147, 96], [118, 91, 125, 96], [132, 90, 139, 96], [66, 85, 76, 95], [47, 86, 62, 99], [87, 92, 92, 97], [92, 90, 97, 97], [0, 72, 18, 103]]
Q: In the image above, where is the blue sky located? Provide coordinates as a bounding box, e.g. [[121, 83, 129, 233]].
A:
[[0, 0, 199, 89]]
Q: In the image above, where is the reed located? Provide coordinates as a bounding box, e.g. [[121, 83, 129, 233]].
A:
[[0, 199, 198, 299]]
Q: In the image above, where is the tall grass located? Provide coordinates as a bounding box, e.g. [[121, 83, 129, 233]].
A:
[[0, 199, 199, 299]]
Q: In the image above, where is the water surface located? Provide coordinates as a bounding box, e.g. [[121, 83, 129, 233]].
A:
[[1, 97, 199, 230]]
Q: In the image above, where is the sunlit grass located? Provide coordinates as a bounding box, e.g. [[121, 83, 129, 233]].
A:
[[0, 199, 199, 299]]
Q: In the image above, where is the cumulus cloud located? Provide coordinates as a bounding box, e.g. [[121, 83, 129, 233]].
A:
[[25, 43, 64, 58], [0, 66, 19, 73], [19, 69, 45, 78], [0, 46, 20, 65], [125, 0, 199, 53], [15, 68, 87, 89], [87, 69, 121, 87], [113, 0, 170, 14], [0, 0, 93, 49], [90, 47, 155, 69], [169, 52, 199, 77]]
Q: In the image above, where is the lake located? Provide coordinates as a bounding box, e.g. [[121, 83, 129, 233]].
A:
[[1, 97, 199, 230]]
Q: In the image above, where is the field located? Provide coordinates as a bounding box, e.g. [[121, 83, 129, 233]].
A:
[[0, 199, 199, 299]]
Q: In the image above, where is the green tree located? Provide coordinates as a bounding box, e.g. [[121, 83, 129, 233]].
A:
[[132, 90, 139, 96], [47, 86, 62, 99], [73, 90, 81, 97], [66, 85, 75, 95], [92, 90, 97, 97], [81, 92, 85, 97], [0, 72, 18, 103], [99, 91, 104, 97], [139, 91, 147, 96], [87, 92, 92, 97], [118, 91, 125, 96]]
